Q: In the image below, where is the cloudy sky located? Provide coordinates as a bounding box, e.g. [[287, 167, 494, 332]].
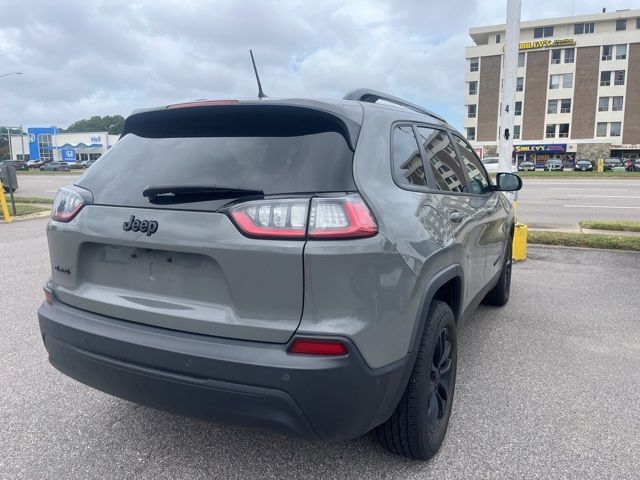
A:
[[0, 0, 636, 131]]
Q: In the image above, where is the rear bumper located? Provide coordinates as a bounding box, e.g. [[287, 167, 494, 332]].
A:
[[38, 298, 408, 441]]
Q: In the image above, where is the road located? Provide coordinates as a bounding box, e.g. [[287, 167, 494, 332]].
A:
[[516, 178, 640, 229], [14, 174, 640, 229], [1, 218, 639, 479]]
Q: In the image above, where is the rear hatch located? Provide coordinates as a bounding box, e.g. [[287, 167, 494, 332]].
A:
[[47, 102, 362, 342]]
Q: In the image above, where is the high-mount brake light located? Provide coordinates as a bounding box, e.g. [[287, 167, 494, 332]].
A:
[[51, 187, 88, 222], [229, 194, 377, 240], [288, 338, 349, 356], [167, 100, 240, 109]]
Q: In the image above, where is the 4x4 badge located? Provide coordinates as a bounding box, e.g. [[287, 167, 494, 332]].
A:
[[123, 215, 159, 236]]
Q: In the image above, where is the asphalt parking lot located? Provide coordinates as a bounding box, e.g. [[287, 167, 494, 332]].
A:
[[1, 218, 639, 479]]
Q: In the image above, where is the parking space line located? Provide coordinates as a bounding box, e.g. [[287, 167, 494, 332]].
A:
[[563, 204, 640, 209]]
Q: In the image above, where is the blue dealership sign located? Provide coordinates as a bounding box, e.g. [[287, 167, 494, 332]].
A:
[[27, 126, 57, 160], [61, 148, 76, 162]]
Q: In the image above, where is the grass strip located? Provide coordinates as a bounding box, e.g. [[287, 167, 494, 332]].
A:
[[10, 204, 51, 216], [529, 230, 640, 252], [5, 195, 54, 205], [579, 220, 640, 233]]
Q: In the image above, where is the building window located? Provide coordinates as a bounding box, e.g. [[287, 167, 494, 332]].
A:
[[610, 122, 621, 137], [637, 18, 640, 29], [616, 19, 627, 31], [515, 101, 522, 116], [598, 97, 610, 111], [560, 99, 571, 113], [516, 77, 524, 92], [546, 124, 556, 138], [534, 26, 554, 38], [558, 124, 569, 138], [551, 49, 561, 64], [466, 127, 476, 141], [564, 48, 575, 63], [596, 122, 607, 137], [616, 44, 627, 60], [549, 74, 561, 89], [612, 96, 624, 111], [496, 34, 501, 43], [468, 81, 478, 95], [467, 104, 477, 118], [469, 57, 479, 72], [602, 45, 612, 61], [513, 125, 521, 140], [574, 22, 595, 34], [562, 73, 573, 88], [547, 99, 558, 114], [518, 52, 525, 67], [600, 71, 611, 86], [614, 70, 625, 86]]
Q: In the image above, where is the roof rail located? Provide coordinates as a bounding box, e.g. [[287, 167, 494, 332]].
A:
[[343, 88, 447, 123]]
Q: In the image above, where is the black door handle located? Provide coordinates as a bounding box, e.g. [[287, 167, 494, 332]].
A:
[[449, 211, 465, 223]]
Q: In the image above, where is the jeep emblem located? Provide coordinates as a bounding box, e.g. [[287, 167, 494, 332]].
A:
[[123, 215, 158, 236]]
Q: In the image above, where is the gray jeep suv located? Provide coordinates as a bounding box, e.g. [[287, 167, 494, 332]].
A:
[[38, 89, 521, 460]]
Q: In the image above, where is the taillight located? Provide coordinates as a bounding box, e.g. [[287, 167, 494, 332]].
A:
[[44, 288, 53, 305], [230, 199, 308, 239], [288, 338, 348, 356], [229, 194, 377, 240], [51, 186, 90, 222], [309, 195, 377, 239]]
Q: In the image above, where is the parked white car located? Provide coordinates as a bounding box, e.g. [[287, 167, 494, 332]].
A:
[[482, 157, 517, 174]]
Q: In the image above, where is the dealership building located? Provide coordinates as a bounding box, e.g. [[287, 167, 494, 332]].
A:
[[8, 127, 119, 163], [465, 8, 640, 166]]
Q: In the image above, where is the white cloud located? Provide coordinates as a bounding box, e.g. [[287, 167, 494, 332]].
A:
[[0, 0, 635, 130]]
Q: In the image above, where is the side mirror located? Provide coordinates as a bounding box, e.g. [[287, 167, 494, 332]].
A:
[[496, 172, 522, 192]]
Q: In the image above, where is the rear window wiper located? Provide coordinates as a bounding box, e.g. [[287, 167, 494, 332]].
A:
[[142, 185, 264, 204]]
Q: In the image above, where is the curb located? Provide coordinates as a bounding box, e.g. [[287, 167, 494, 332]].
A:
[[2, 211, 50, 223]]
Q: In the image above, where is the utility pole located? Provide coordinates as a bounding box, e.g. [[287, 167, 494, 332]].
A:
[[20, 125, 25, 160], [498, 0, 521, 173]]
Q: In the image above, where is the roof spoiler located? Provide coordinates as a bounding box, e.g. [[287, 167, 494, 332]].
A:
[[343, 88, 447, 124]]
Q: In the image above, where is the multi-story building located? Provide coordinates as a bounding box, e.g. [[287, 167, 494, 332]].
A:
[[465, 9, 640, 166]]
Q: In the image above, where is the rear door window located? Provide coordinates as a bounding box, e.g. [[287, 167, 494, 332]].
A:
[[452, 134, 491, 194], [416, 126, 467, 193], [392, 126, 428, 188]]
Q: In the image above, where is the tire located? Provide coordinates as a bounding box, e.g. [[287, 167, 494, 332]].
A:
[[482, 239, 513, 306], [376, 300, 457, 461]]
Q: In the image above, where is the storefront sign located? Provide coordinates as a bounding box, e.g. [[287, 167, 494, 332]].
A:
[[61, 148, 76, 163], [519, 39, 576, 50], [514, 144, 566, 153], [612, 144, 640, 150]]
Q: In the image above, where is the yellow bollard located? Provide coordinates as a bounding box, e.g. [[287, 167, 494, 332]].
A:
[[512, 223, 527, 261], [0, 181, 12, 223]]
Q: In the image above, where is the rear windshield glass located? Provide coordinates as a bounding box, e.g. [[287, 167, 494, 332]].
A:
[[79, 112, 356, 211]]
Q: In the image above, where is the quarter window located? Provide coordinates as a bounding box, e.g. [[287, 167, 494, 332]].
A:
[[417, 127, 466, 193], [392, 126, 427, 188], [453, 135, 490, 194]]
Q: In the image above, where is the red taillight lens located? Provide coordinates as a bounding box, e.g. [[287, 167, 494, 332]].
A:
[[228, 194, 377, 240], [51, 187, 87, 222], [309, 195, 377, 239], [288, 338, 348, 356], [230, 199, 308, 239], [44, 288, 53, 305]]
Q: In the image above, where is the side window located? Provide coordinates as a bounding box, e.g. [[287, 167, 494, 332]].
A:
[[452, 135, 491, 194], [392, 126, 427, 187], [416, 127, 467, 193]]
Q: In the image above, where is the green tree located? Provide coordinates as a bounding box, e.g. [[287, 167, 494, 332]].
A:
[[62, 115, 125, 135]]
